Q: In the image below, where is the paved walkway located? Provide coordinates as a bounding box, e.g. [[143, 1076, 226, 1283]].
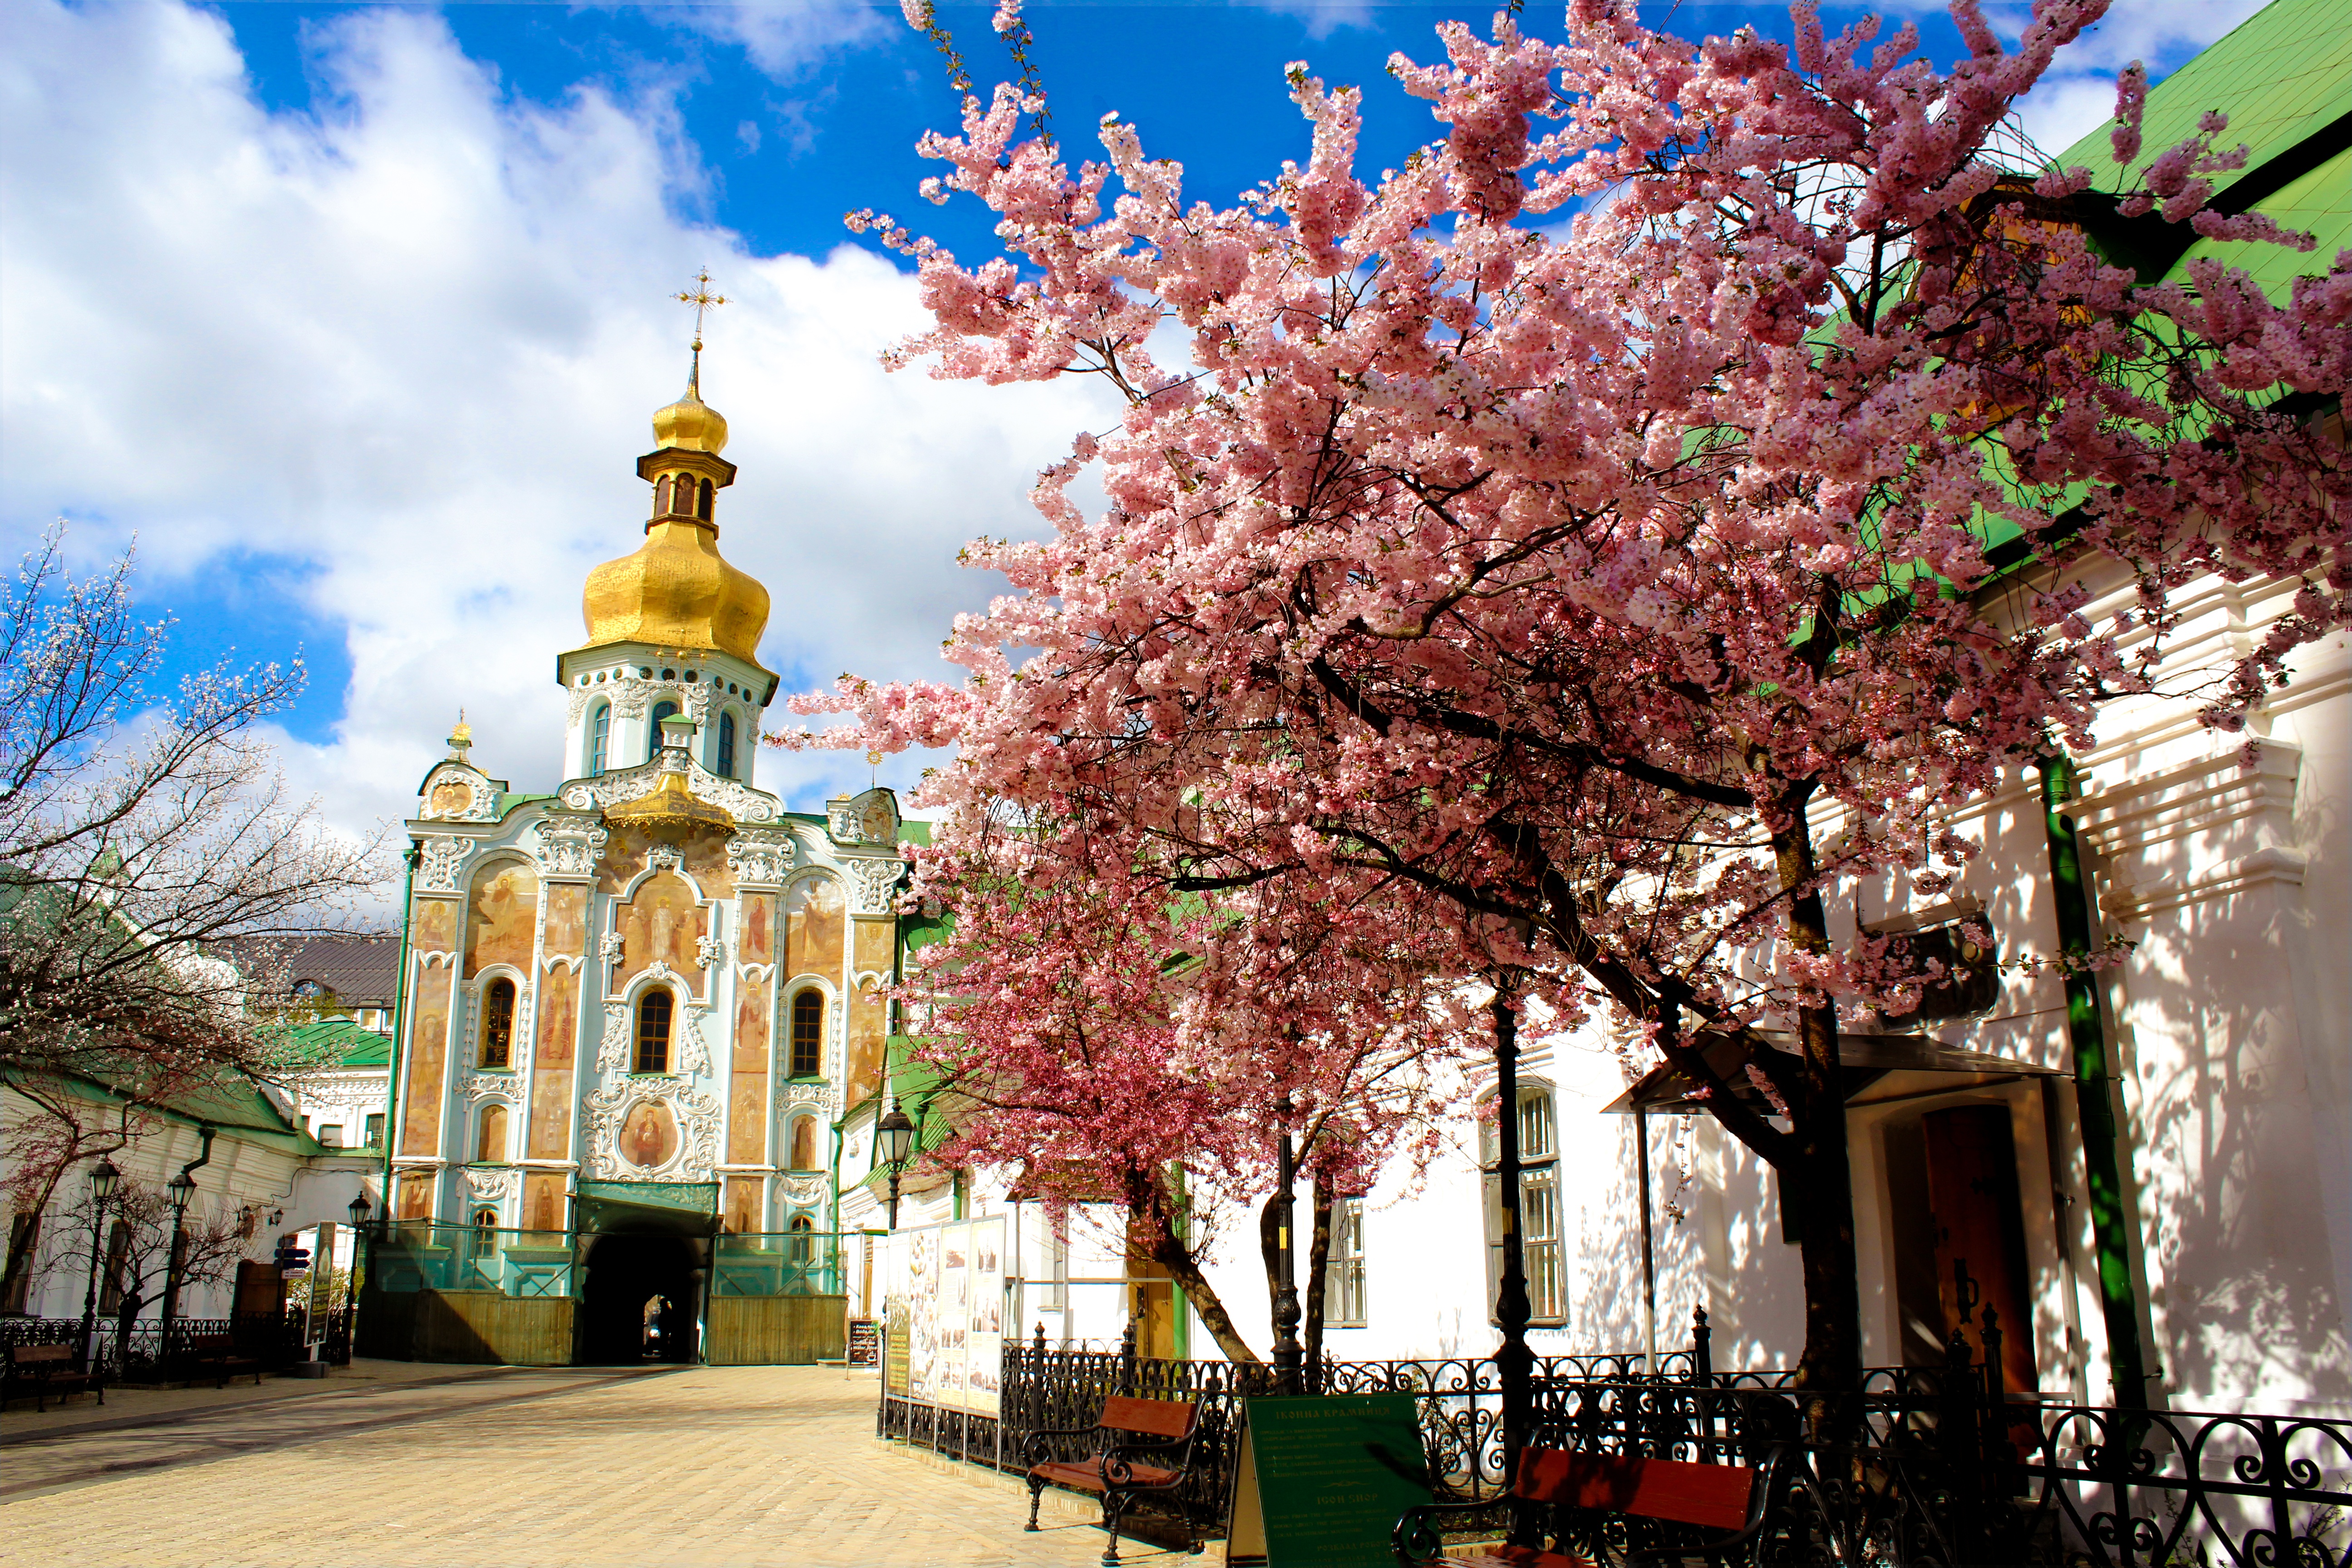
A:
[[0, 1364, 1187, 1567]]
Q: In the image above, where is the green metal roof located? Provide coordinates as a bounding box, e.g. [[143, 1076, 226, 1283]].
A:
[[2161, 144, 2352, 302], [2056, 0, 2352, 201], [286, 1016, 392, 1068]]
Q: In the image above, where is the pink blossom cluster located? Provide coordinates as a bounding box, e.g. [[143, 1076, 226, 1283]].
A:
[[785, 0, 2348, 1272]]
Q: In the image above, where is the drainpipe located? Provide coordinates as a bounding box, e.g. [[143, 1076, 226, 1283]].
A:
[[160, 1125, 217, 1348], [2037, 754, 2152, 1408], [380, 841, 421, 1207]]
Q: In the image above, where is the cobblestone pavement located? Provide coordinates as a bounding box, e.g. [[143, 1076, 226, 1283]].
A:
[[0, 1364, 1187, 1568]]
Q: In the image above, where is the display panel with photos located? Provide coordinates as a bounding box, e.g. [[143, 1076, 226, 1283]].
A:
[[886, 1215, 1006, 1416]]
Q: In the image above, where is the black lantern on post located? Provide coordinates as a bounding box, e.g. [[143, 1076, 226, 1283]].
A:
[[876, 1103, 916, 1230], [77, 1158, 121, 1369], [160, 1167, 198, 1356], [341, 1189, 372, 1363]]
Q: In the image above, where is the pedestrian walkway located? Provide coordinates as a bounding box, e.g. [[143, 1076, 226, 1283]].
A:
[[0, 1363, 1182, 1567], [0, 1355, 493, 1438]]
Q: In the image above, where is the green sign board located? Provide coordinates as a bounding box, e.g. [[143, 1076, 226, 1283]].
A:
[[1224, 1394, 1431, 1567]]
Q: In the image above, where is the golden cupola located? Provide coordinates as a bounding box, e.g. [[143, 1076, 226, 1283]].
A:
[[575, 352, 773, 674]]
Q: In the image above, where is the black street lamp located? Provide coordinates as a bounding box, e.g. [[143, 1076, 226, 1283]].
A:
[[342, 1190, 372, 1363], [76, 1158, 121, 1369], [1269, 1097, 1303, 1395], [876, 1103, 916, 1230], [160, 1167, 197, 1357], [1490, 987, 1535, 1491]]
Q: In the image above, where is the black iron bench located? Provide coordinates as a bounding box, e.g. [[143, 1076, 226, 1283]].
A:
[[1024, 1392, 1205, 1565], [183, 1332, 266, 1387], [1395, 1444, 1798, 1567], [5, 1342, 107, 1411]]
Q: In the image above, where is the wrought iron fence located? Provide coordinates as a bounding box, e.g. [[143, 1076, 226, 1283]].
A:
[[877, 1308, 2352, 1565], [4, 1309, 311, 1382]]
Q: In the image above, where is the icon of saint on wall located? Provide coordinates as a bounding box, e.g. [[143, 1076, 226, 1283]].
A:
[[618, 1099, 678, 1170]]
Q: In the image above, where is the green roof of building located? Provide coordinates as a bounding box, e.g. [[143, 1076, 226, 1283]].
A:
[[286, 1016, 392, 1068], [2056, 0, 2352, 203]]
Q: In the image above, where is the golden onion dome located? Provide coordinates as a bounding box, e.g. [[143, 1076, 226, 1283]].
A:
[[652, 390, 728, 454], [579, 519, 771, 668]]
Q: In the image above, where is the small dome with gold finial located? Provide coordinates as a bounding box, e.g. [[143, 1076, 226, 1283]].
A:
[[573, 271, 773, 675]]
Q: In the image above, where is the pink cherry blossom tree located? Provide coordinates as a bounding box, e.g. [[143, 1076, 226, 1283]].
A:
[[789, 0, 2349, 1393], [895, 816, 1479, 1362]]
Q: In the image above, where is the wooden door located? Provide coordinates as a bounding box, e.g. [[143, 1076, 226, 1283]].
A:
[[1922, 1105, 2038, 1394]]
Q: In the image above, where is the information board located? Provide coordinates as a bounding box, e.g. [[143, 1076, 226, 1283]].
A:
[[1223, 1394, 1431, 1568], [884, 1301, 911, 1395], [847, 1316, 880, 1367], [888, 1215, 1006, 1415]]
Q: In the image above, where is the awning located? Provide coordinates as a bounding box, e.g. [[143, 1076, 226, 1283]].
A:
[[1600, 1029, 2060, 1114]]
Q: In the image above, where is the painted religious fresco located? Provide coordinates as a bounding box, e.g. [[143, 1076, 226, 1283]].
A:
[[848, 978, 887, 1103], [724, 1176, 764, 1235], [616, 870, 705, 992], [544, 882, 588, 959], [466, 863, 539, 976], [429, 779, 473, 815], [740, 891, 774, 966], [784, 876, 843, 979], [400, 963, 456, 1156], [413, 897, 457, 955], [524, 1172, 567, 1234], [617, 1099, 680, 1171], [729, 973, 771, 1166], [528, 967, 578, 1160]]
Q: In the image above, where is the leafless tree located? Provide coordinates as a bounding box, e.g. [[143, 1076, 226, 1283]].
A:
[[36, 1179, 259, 1355], [2, 527, 389, 1299]]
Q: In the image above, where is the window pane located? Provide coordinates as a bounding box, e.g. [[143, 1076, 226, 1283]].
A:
[[1323, 1197, 1367, 1327], [1518, 1089, 1554, 1160], [1524, 1170, 1564, 1323]]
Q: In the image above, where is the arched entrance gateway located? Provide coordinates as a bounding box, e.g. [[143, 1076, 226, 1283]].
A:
[[579, 1230, 703, 1363], [573, 1184, 717, 1365]]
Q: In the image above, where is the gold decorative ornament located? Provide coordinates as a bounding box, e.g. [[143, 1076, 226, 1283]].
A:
[[573, 273, 773, 674]]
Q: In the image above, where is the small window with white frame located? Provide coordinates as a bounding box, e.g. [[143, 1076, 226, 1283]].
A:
[[1324, 1196, 1367, 1328], [1482, 1084, 1567, 1328]]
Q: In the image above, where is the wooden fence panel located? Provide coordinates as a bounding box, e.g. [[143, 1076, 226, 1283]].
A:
[[706, 1295, 848, 1364]]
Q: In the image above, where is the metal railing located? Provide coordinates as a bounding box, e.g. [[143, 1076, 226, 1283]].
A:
[[3, 1310, 312, 1382], [879, 1309, 2352, 1564]]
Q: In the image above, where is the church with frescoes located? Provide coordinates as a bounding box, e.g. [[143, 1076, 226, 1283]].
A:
[[372, 313, 919, 1366]]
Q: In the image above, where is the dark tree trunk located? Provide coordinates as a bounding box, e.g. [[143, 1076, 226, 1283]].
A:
[[1773, 807, 1863, 1424], [1302, 1172, 1333, 1383], [1135, 1176, 1260, 1364]]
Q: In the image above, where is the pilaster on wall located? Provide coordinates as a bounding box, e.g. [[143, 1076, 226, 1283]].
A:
[[2068, 740, 2352, 1412]]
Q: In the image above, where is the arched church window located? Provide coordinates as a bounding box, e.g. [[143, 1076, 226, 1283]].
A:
[[789, 1214, 814, 1265], [635, 989, 673, 1073], [697, 478, 714, 519], [790, 990, 823, 1079], [476, 1104, 508, 1164], [589, 702, 610, 775], [480, 977, 515, 1068], [648, 700, 678, 762], [654, 475, 673, 515], [718, 712, 738, 778], [789, 1116, 818, 1171]]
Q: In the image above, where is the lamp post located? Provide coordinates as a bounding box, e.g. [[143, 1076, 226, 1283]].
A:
[[876, 1103, 916, 1230], [76, 1158, 121, 1368], [1269, 1096, 1303, 1395], [1490, 985, 1535, 1494], [160, 1167, 197, 1361], [341, 1190, 372, 1363]]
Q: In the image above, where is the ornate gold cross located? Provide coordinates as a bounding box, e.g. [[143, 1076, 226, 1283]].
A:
[[675, 269, 727, 350]]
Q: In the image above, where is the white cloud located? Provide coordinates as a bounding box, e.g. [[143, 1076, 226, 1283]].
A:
[[0, 0, 1111, 873], [669, 0, 893, 81]]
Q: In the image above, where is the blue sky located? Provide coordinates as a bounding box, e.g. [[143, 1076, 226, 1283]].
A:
[[0, 0, 2264, 852]]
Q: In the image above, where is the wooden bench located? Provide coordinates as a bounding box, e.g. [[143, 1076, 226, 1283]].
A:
[[183, 1333, 266, 1387], [1023, 1393, 1205, 1565], [1394, 1444, 1794, 1568], [5, 1343, 107, 1411]]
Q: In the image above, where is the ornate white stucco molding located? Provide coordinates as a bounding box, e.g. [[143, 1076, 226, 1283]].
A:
[[726, 827, 795, 887], [555, 755, 781, 823], [464, 1167, 520, 1201], [538, 818, 609, 879], [416, 834, 477, 892], [847, 856, 907, 915]]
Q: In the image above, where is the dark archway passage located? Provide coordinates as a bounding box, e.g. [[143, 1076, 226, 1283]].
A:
[[579, 1231, 701, 1364]]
